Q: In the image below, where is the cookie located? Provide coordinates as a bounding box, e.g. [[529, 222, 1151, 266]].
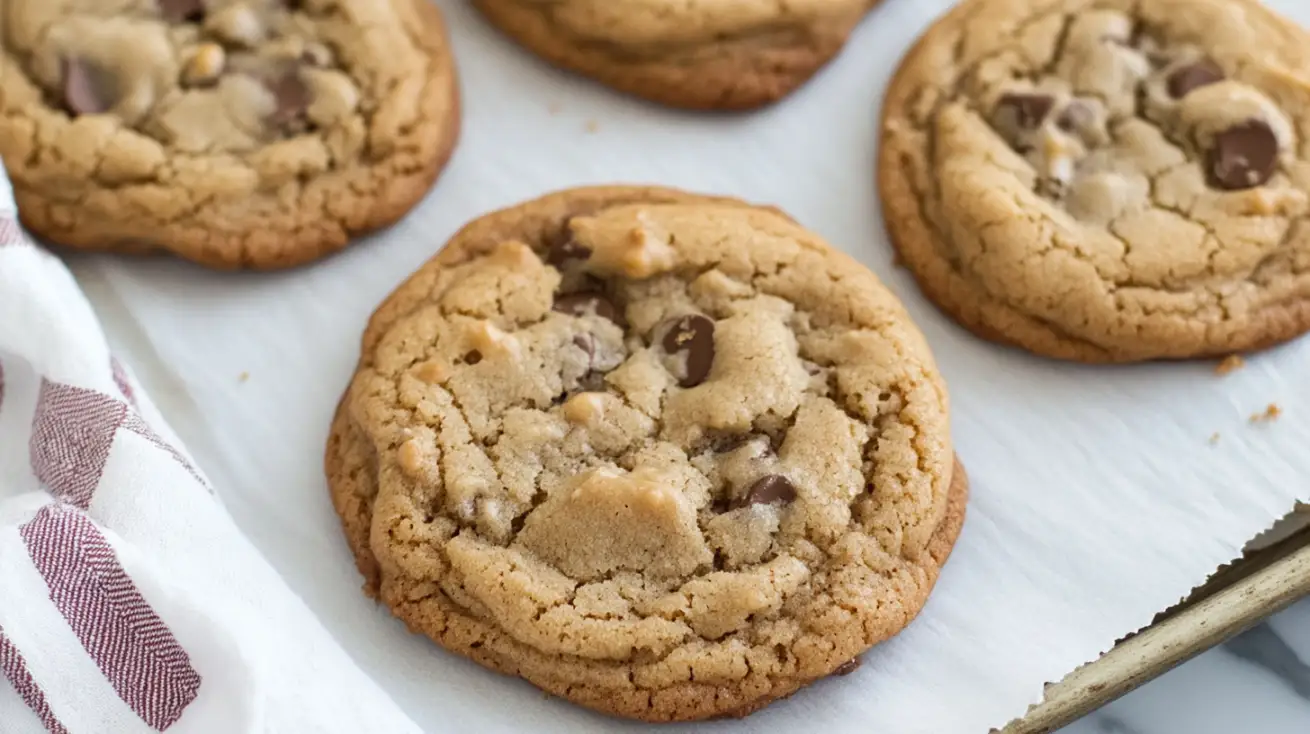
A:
[[474, 0, 879, 110], [0, 0, 460, 270], [326, 185, 966, 721], [879, 0, 1310, 362]]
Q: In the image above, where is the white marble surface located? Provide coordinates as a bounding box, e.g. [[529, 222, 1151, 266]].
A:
[[1060, 597, 1310, 734]]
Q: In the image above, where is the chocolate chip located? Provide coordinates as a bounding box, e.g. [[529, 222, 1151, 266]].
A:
[[159, 0, 205, 23], [834, 658, 861, 676], [1166, 59, 1224, 99], [464, 350, 482, 365], [732, 475, 797, 509], [1056, 100, 1095, 134], [554, 293, 619, 323], [660, 314, 715, 388], [1208, 120, 1279, 191], [61, 57, 116, 116], [546, 236, 591, 266], [994, 93, 1055, 131], [265, 67, 312, 129]]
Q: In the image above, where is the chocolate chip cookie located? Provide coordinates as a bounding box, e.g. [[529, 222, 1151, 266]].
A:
[[0, 0, 459, 269], [474, 0, 880, 110], [326, 185, 966, 721], [880, 0, 1310, 362]]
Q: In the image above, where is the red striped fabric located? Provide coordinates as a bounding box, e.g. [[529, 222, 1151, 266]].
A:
[[30, 380, 209, 506], [20, 504, 201, 730], [28, 381, 128, 510], [0, 625, 68, 734]]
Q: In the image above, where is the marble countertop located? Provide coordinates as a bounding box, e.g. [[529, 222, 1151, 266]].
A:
[[1060, 597, 1310, 733]]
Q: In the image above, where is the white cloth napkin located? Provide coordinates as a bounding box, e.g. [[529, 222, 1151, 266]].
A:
[[0, 167, 420, 733]]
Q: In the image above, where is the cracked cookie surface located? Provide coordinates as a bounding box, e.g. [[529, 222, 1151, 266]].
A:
[[880, 0, 1310, 362], [0, 0, 459, 269], [474, 0, 879, 110], [326, 185, 966, 721]]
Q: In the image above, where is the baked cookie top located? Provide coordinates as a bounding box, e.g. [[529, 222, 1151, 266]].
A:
[[328, 186, 964, 721], [880, 0, 1310, 361], [0, 0, 458, 268], [473, 0, 878, 109]]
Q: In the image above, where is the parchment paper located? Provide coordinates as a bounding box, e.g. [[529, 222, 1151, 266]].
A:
[[64, 0, 1310, 731]]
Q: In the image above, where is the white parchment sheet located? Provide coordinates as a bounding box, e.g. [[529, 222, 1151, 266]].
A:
[[65, 1, 1310, 731]]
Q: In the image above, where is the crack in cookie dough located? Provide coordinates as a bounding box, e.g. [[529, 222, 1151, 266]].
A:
[[0, 0, 460, 269], [880, 0, 1310, 362], [326, 185, 966, 721], [473, 0, 880, 110]]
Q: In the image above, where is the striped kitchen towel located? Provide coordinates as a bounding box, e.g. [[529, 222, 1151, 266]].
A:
[[0, 171, 421, 733]]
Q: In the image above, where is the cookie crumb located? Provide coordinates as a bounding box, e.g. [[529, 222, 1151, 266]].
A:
[[1249, 403, 1282, 423], [833, 658, 861, 676], [1215, 354, 1245, 375], [585, 119, 599, 133], [1208, 432, 1220, 444], [238, 371, 250, 382]]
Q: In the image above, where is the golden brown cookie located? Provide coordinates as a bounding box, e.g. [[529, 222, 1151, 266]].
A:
[[0, 0, 460, 269], [326, 185, 966, 721], [474, 0, 879, 110], [879, 0, 1310, 362]]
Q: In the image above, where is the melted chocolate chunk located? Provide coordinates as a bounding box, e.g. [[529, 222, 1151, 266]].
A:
[[1208, 120, 1279, 191], [1055, 100, 1095, 134], [732, 475, 797, 509], [546, 225, 592, 265], [1166, 59, 1224, 99], [660, 314, 715, 388], [994, 93, 1055, 131], [554, 292, 619, 323], [266, 67, 312, 130], [61, 57, 116, 116]]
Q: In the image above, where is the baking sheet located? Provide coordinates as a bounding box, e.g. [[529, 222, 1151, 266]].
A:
[[1006, 520, 1310, 733], [62, 0, 1310, 731]]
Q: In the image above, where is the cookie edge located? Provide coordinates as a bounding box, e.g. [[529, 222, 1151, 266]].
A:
[[472, 0, 878, 110]]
